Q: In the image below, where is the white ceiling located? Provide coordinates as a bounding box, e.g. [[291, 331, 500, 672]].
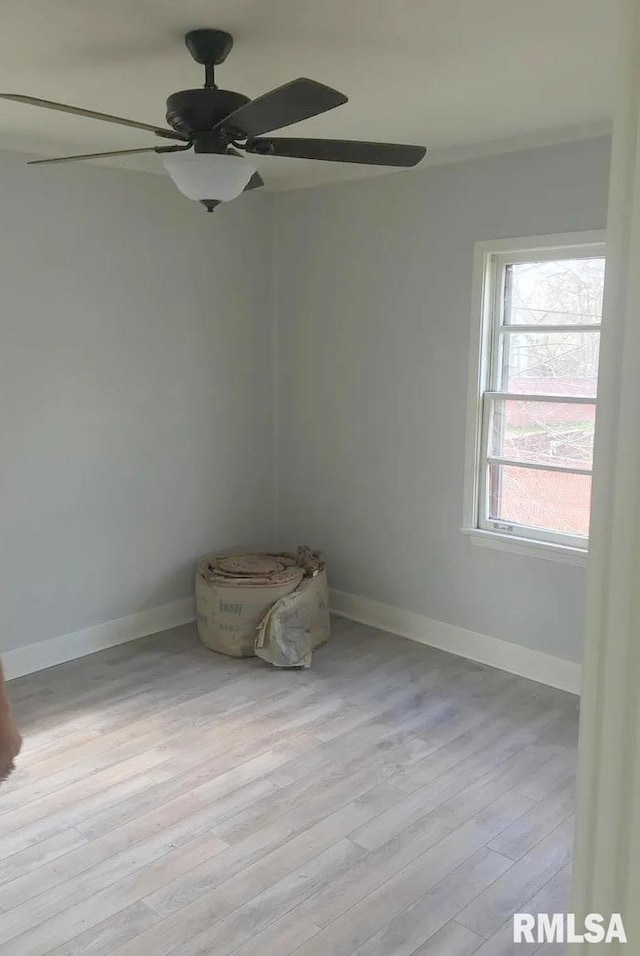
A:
[[0, 0, 617, 191]]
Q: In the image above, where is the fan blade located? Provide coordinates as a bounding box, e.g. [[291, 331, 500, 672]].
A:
[[244, 171, 264, 191], [217, 79, 347, 138], [0, 94, 188, 141], [225, 147, 263, 190], [245, 137, 426, 167], [28, 144, 189, 166]]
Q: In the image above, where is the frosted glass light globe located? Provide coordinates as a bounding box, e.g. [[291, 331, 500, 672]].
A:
[[163, 151, 255, 202]]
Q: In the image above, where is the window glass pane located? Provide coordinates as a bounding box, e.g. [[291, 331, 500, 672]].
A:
[[487, 464, 591, 537], [504, 258, 605, 326], [488, 399, 595, 470], [498, 329, 599, 397]]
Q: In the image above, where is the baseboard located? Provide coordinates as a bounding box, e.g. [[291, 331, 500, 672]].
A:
[[4, 589, 581, 693], [3, 597, 195, 681], [330, 589, 581, 695]]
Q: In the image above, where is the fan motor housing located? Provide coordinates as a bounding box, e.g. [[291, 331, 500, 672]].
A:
[[166, 88, 250, 137]]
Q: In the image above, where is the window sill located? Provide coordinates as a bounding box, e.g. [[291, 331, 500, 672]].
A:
[[460, 527, 588, 566]]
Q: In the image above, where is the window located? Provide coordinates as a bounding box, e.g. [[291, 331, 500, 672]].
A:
[[463, 232, 606, 560]]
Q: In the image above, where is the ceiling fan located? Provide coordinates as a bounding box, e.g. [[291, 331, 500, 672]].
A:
[[0, 29, 427, 212]]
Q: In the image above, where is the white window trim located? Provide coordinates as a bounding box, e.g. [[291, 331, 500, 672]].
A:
[[462, 230, 606, 564]]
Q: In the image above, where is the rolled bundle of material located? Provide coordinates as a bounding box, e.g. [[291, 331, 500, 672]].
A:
[[195, 552, 306, 657]]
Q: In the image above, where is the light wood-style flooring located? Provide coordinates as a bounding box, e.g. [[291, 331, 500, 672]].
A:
[[0, 617, 579, 955]]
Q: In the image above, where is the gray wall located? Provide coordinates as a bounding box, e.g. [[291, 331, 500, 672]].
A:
[[0, 151, 274, 652], [0, 137, 611, 664], [274, 137, 611, 663]]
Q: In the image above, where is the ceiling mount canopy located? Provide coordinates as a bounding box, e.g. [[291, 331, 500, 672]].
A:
[[1, 27, 427, 212]]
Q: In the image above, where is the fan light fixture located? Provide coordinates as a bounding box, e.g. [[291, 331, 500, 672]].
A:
[[9, 28, 426, 213], [162, 150, 256, 202]]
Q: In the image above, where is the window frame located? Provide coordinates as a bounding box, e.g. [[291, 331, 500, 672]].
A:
[[462, 231, 606, 564]]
